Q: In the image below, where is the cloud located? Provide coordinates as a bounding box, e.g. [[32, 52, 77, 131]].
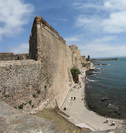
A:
[[0, 0, 34, 39], [102, 11, 126, 33], [9, 43, 29, 54], [74, 15, 101, 33], [80, 43, 126, 58], [104, 0, 126, 11], [65, 36, 80, 45], [65, 35, 126, 58], [93, 36, 115, 43], [73, 0, 126, 34], [73, 1, 104, 10]]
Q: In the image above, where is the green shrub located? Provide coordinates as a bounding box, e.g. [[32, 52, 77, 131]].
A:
[[44, 85, 47, 89], [37, 89, 41, 94], [70, 67, 81, 83], [29, 100, 32, 105], [32, 105, 34, 108], [33, 94, 36, 98], [18, 104, 24, 109]]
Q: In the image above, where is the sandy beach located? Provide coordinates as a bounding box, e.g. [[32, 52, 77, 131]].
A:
[[61, 67, 123, 131]]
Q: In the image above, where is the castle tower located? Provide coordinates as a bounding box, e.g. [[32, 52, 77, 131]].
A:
[[88, 55, 90, 61], [82, 56, 86, 63]]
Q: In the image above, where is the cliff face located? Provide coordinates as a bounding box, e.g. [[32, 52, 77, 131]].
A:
[[0, 16, 82, 110]]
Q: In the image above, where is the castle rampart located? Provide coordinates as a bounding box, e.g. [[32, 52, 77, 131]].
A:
[[0, 16, 83, 110], [0, 53, 29, 61], [0, 53, 14, 60], [29, 16, 82, 107], [0, 60, 43, 107]]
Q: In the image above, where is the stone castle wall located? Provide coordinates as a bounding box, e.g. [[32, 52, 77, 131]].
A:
[[29, 16, 82, 107], [0, 53, 14, 60], [0, 16, 83, 110], [69, 45, 82, 69], [0, 60, 43, 108], [0, 53, 29, 61], [81, 56, 86, 64]]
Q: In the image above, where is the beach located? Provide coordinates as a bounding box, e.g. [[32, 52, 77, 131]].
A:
[[61, 67, 123, 131]]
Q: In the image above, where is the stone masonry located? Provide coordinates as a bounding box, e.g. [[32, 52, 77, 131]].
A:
[[29, 16, 82, 108], [0, 16, 83, 111]]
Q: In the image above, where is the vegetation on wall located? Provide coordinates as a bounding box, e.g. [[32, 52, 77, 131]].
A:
[[70, 67, 81, 83], [18, 103, 24, 109]]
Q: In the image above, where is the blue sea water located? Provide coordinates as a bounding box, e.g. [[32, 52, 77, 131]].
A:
[[85, 57, 126, 119]]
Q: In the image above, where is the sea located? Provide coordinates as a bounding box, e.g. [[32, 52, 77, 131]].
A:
[[85, 57, 126, 119]]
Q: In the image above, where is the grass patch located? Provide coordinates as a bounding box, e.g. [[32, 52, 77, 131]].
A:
[[35, 108, 91, 132]]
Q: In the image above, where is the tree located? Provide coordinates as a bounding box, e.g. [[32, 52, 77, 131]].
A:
[[70, 67, 81, 83]]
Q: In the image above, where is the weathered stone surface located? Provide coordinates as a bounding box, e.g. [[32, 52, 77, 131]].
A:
[[0, 53, 14, 61], [29, 16, 82, 108], [0, 60, 44, 110], [69, 45, 82, 69], [0, 100, 64, 133], [0, 53, 29, 61]]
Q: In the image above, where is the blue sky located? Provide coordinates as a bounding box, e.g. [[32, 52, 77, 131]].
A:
[[0, 0, 126, 58]]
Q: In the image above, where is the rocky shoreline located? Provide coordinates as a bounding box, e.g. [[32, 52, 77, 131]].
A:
[[85, 69, 125, 119]]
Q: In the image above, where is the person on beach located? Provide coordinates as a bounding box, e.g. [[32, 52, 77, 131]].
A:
[[63, 107, 66, 110], [71, 97, 73, 100], [104, 118, 109, 123], [74, 97, 76, 100], [110, 121, 115, 126]]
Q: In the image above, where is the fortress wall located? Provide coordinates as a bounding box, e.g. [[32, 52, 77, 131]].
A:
[[81, 56, 86, 64], [29, 16, 82, 107], [0, 60, 43, 106], [69, 45, 82, 69], [14, 53, 29, 60], [0, 16, 82, 110], [0, 53, 29, 61], [0, 53, 14, 61]]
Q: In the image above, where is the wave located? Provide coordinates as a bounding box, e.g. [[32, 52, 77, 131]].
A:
[[92, 74, 97, 76], [96, 68, 101, 70], [86, 78, 97, 82], [93, 71, 99, 74]]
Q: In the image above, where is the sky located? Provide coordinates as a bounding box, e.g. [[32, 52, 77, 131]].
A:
[[0, 0, 126, 58]]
